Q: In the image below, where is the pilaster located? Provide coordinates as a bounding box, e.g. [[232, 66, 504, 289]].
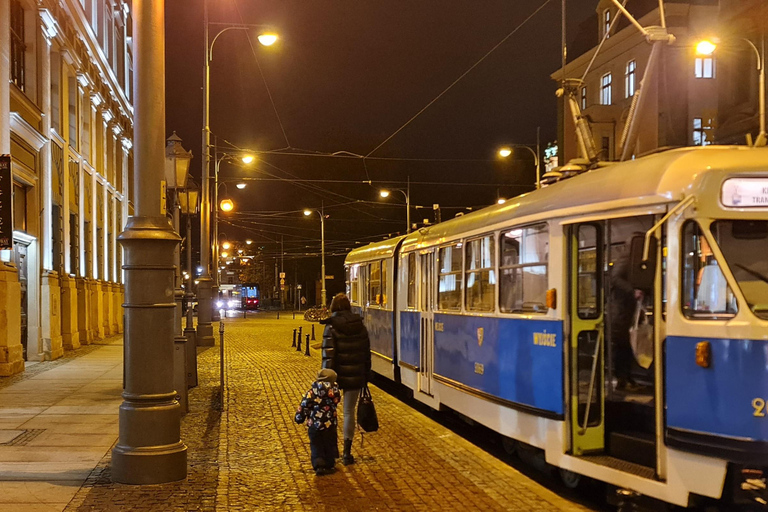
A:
[[103, 280, 112, 336], [41, 271, 64, 360], [60, 274, 80, 350], [93, 279, 104, 340], [112, 282, 122, 333], [0, 262, 24, 376], [76, 276, 91, 344], [0, 0, 10, 154]]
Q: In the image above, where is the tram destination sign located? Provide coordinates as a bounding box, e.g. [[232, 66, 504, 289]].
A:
[[721, 178, 768, 207], [0, 155, 12, 250]]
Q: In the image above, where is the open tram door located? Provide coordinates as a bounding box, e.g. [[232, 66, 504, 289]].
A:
[[419, 250, 435, 396], [568, 216, 661, 475], [569, 223, 606, 455]]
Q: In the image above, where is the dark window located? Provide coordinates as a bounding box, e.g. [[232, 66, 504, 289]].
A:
[[68, 75, 79, 150], [96, 227, 103, 280], [84, 221, 92, 278], [52, 204, 64, 272], [10, 0, 25, 91], [12, 183, 26, 232], [407, 253, 417, 308], [69, 213, 79, 276]]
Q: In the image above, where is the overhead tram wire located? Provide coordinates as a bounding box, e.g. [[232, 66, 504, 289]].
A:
[[364, 0, 553, 159], [233, 0, 291, 148]]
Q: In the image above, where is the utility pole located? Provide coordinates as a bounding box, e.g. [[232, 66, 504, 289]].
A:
[[112, 0, 187, 484]]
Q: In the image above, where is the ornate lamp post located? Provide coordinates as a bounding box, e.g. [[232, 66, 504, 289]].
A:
[[165, 133, 193, 337], [112, 0, 186, 484], [178, 183, 199, 343]]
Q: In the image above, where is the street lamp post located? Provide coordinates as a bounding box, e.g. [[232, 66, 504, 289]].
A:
[[178, 184, 199, 345], [379, 177, 411, 233], [498, 130, 542, 189], [112, 0, 187, 484], [200, 0, 277, 347], [165, 133, 193, 338], [697, 38, 766, 147], [303, 208, 326, 307]]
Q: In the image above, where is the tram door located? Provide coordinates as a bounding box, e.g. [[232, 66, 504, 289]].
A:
[[419, 251, 435, 395], [569, 223, 605, 455]]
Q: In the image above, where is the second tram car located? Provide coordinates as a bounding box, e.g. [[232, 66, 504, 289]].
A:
[[345, 146, 768, 508]]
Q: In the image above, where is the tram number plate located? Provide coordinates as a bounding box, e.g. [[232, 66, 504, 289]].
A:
[[753, 398, 767, 417]]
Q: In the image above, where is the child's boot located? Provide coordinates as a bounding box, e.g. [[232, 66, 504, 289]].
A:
[[342, 438, 355, 465]]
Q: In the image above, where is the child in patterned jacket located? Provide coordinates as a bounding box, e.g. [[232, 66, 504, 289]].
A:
[[295, 368, 341, 475]]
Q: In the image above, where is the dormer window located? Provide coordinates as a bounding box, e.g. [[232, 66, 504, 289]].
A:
[[603, 9, 611, 39]]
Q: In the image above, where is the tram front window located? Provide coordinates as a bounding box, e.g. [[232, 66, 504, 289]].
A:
[[711, 220, 768, 320]]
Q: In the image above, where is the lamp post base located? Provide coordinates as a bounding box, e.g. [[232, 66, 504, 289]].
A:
[[196, 278, 215, 346], [111, 399, 188, 484], [113, 216, 187, 484]]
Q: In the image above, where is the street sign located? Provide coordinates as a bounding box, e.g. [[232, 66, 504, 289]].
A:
[[279, 278, 285, 285], [0, 155, 13, 250], [325, 275, 334, 280], [279, 272, 285, 278], [297, 284, 302, 290]]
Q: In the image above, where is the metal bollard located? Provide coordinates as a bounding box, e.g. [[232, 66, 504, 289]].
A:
[[243, 309, 246, 319], [311, 324, 316, 341], [296, 331, 302, 352], [292, 329, 297, 348], [277, 311, 280, 320], [305, 334, 311, 356], [298, 327, 302, 345], [292, 311, 296, 320]]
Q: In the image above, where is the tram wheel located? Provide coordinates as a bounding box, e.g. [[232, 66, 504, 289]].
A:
[[558, 468, 582, 489], [501, 437, 518, 456]]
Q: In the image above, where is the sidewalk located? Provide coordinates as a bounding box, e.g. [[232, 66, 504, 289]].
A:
[[1, 316, 598, 511], [0, 336, 123, 511]]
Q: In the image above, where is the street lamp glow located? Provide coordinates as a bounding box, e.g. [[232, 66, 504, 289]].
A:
[[696, 40, 717, 56], [220, 198, 234, 212], [257, 33, 278, 46], [303, 209, 312, 216], [379, 190, 391, 198], [221, 251, 229, 258], [497, 198, 506, 205], [246, 239, 253, 245], [236, 183, 246, 190], [241, 155, 255, 164], [222, 241, 231, 250], [498, 147, 512, 158]]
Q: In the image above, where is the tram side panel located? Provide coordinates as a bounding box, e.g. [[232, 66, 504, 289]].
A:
[[432, 314, 564, 418]]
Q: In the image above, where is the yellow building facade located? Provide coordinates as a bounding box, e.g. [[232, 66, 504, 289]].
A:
[[0, 0, 132, 375]]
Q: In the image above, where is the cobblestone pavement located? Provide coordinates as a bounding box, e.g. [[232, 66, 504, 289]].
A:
[[64, 314, 599, 511]]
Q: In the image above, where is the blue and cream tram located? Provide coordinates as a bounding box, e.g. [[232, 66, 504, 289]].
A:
[[345, 146, 768, 508]]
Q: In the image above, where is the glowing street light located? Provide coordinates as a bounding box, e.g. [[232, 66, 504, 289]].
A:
[[497, 198, 506, 205], [379, 190, 390, 198], [257, 33, 278, 46], [498, 147, 512, 158], [222, 241, 231, 250], [236, 182, 246, 190], [245, 239, 253, 245], [241, 155, 255, 164], [696, 37, 765, 146], [220, 198, 234, 212], [695, 39, 717, 56], [378, 181, 411, 233], [304, 208, 326, 306]]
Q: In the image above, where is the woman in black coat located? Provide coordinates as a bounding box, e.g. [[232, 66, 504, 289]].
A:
[[320, 293, 371, 465]]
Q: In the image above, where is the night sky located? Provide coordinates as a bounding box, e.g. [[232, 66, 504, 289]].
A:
[[164, 0, 595, 299]]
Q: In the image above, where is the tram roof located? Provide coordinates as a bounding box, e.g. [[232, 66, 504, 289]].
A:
[[347, 146, 768, 260], [345, 234, 407, 265]]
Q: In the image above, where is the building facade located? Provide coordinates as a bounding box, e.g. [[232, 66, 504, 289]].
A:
[[0, 0, 132, 375], [553, 0, 721, 163]]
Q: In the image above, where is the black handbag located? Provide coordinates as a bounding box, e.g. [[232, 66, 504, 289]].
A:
[[356, 385, 379, 433]]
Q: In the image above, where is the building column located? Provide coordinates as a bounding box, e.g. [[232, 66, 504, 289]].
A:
[[41, 271, 63, 360], [60, 273, 79, 350], [76, 276, 90, 344], [0, 0, 10, 154], [0, 262, 23, 376]]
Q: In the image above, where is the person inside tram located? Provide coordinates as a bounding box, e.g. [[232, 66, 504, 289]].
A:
[[608, 257, 644, 392]]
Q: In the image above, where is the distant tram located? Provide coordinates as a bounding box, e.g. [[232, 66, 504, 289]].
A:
[[345, 146, 768, 508], [239, 283, 261, 310]]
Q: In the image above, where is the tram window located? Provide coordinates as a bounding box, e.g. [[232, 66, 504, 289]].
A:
[[348, 265, 359, 305], [438, 243, 463, 311], [577, 225, 601, 319], [500, 224, 548, 313], [710, 220, 768, 319], [369, 261, 382, 306], [381, 260, 388, 307], [407, 253, 417, 309], [466, 235, 496, 312], [681, 221, 738, 319]]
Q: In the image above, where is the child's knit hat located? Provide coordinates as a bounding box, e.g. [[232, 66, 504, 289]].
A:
[[316, 368, 337, 383]]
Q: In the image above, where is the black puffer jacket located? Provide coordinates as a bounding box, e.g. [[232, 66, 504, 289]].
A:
[[320, 310, 371, 390]]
